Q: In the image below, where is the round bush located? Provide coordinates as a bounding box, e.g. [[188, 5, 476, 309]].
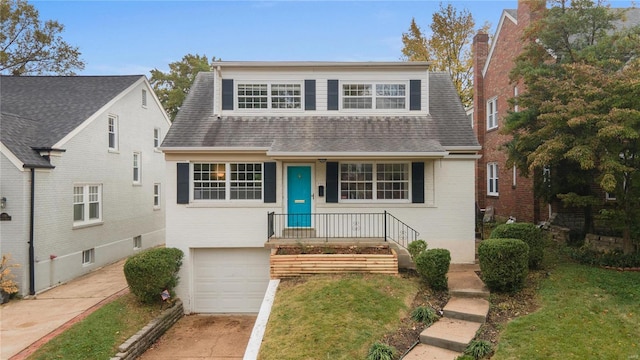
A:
[[407, 239, 427, 260], [415, 248, 451, 291], [490, 223, 544, 269], [124, 247, 184, 304], [478, 238, 529, 292]]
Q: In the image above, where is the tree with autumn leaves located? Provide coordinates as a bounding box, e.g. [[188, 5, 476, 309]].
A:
[[504, 0, 640, 252], [401, 3, 489, 108]]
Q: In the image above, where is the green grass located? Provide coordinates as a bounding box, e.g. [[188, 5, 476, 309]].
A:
[[258, 274, 418, 360], [28, 293, 162, 360], [493, 261, 640, 360]]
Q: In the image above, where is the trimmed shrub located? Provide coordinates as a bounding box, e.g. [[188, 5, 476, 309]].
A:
[[124, 247, 184, 304], [478, 239, 529, 292], [410, 305, 439, 325], [415, 248, 451, 291], [407, 239, 427, 260], [366, 342, 398, 360], [490, 223, 545, 269]]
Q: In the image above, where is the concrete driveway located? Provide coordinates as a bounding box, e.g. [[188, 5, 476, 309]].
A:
[[138, 314, 257, 359]]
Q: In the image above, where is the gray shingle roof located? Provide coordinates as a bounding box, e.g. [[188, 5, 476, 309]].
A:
[[1, 75, 143, 167], [162, 70, 479, 155]]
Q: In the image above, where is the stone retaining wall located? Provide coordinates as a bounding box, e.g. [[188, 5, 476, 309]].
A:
[[584, 233, 626, 252], [110, 299, 183, 360]]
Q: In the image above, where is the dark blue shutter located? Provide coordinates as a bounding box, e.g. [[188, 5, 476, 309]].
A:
[[177, 163, 189, 204], [264, 162, 277, 203], [305, 80, 316, 110], [412, 162, 424, 203], [222, 79, 234, 110], [326, 162, 339, 203], [410, 80, 421, 111], [327, 80, 339, 110]]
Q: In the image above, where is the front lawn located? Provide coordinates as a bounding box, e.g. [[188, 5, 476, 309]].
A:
[[492, 260, 640, 359], [258, 273, 419, 360], [28, 293, 162, 360]]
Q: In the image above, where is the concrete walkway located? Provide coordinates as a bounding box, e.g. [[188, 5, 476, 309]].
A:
[[403, 264, 490, 360], [0, 259, 129, 360]]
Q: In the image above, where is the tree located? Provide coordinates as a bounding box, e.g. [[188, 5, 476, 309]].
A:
[[150, 54, 218, 121], [0, 0, 84, 75], [401, 3, 490, 107], [504, 0, 640, 252]]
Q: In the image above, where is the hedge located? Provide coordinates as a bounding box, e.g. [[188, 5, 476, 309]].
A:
[[490, 223, 544, 269], [478, 238, 528, 292], [415, 248, 451, 291], [124, 247, 184, 304]]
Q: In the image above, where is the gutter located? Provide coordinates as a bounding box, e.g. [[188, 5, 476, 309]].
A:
[[28, 168, 35, 295]]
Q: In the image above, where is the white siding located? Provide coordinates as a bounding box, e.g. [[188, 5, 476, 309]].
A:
[[2, 81, 170, 295], [0, 152, 31, 293]]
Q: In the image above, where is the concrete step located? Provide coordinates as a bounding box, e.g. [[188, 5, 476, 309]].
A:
[[447, 270, 489, 299], [388, 243, 415, 270], [443, 297, 489, 323], [402, 343, 462, 360], [420, 318, 482, 353]]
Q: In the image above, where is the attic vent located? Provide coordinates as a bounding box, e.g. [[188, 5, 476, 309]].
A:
[[142, 89, 147, 108]]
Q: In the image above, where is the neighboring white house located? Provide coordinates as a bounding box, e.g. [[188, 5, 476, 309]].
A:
[[0, 75, 171, 296], [161, 61, 481, 314]]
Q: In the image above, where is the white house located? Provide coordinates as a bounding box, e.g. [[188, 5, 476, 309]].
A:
[[161, 62, 480, 314], [0, 75, 171, 296]]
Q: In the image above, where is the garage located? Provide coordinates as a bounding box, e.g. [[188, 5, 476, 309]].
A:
[[192, 248, 271, 313]]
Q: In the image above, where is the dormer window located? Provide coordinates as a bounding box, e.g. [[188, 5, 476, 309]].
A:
[[237, 83, 301, 109], [342, 83, 406, 109]]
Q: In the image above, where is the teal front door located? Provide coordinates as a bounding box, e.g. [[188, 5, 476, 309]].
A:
[[287, 166, 312, 227]]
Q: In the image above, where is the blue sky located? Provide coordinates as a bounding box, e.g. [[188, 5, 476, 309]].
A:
[[32, 0, 637, 76]]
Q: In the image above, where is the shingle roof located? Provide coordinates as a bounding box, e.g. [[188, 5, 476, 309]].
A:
[[162, 70, 479, 155], [1, 75, 143, 167]]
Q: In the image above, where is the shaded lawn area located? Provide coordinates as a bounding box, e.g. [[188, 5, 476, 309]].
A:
[[493, 261, 640, 360], [258, 273, 419, 360], [28, 293, 162, 360]]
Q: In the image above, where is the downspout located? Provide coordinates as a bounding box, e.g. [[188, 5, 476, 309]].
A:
[[29, 167, 35, 295]]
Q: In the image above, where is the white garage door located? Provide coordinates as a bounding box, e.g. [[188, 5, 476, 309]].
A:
[[193, 248, 271, 313]]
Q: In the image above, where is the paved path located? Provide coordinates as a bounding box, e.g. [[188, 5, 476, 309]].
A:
[[0, 259, 128, 360]]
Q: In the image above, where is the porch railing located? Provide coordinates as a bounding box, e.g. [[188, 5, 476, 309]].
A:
[[267, 211, 419, 249]]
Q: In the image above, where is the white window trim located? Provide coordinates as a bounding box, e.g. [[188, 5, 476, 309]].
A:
[[487, 97, 498, 130], [133, 235, 142, 250], [512, 165, 517, 188], [513, 87, 519, 112], [133, 152, 142, 185], [142, 89, 148, 108], [236, 81, 303, 110], [338, 161, 411, 203], [192, 162, 264, 202], [82, 248, 95, 265], [108, 115, 119, 151], [487, 162, 499, 196], [153, 183, 161, 209], [153, 127, 161, 151], [340, 81, 409, 111], [73, 184, 103, 228]]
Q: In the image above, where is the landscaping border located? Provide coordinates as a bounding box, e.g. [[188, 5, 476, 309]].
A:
[[110, 299, 183, 360]]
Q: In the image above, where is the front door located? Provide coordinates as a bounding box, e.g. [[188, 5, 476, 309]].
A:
[[287, 166, 312, 227]]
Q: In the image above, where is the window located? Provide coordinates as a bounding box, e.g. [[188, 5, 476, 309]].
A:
[[82, 248, 95, 265], [237, 83, 302, 109], [340, 162, 409, 201], [193, 163, 263, 201], [487, 97, 498, 130], [487, 163, 499, 196], [142, 89, 147, 107], [133, 152, 141, 184], [133, 235, 142, 249], [513, 87, 519, 112], [271, 84, 301, 109], [108, 115, 118, 150], [153, 128, 161, 149], [153, 183, 161, 208], [74, 184, 102, 225], [342, 83, 407, 110], [512, 165, 517, 188], [606, 192, 616, 201]]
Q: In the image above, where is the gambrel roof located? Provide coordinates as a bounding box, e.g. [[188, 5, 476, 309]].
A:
[[162, 70, 479, 157], [0, 75, 144, 168]]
